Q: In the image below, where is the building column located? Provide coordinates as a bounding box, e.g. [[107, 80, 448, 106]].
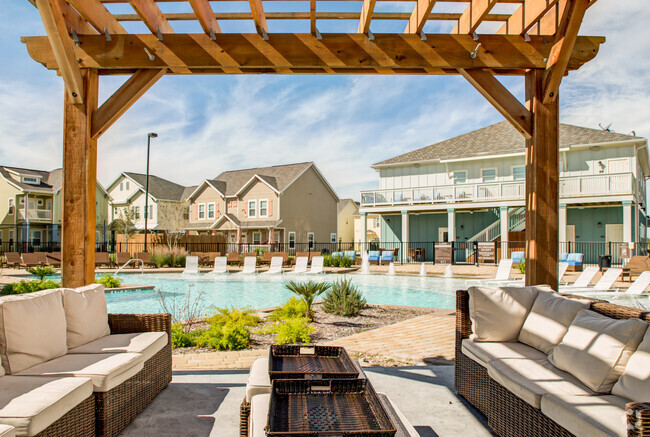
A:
[[623, 201, 633, 243], [500, 205, 509, 260], [24, 193, 30, 247], [559, 204, 567, 243], [447, 208, 456, 242], [401, 210, 409, 260], [360, 212, 367, 252]]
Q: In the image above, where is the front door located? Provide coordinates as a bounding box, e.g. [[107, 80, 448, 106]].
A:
[[438, 227, 449, 242], [566, 225, 576, 243], [606, 224, 623, 243]]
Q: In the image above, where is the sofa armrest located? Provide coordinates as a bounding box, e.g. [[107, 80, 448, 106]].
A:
[[456, 290, 472, 351], [108, 313, 172, 345], [627, 402, 650, 437]]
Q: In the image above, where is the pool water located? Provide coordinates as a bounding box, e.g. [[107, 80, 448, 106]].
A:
[[106, 273, 467, 314]]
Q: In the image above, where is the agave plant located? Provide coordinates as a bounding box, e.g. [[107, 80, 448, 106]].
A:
[[323, 278, 366, 317], [284, 280, 331, 319]]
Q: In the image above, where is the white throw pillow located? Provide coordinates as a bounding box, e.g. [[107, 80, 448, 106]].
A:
[[63, 284, 111, 349], [518, 291, 590, 353], [468, 286, 548, 342], [612, 322, 650, 402], [0, 289, 68, 373], [549, 309, 647, 393]]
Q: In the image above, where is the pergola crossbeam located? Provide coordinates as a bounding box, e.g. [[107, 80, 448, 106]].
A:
[[358, 0, 377, 33], [453, 0, 498, 35], [57, 0, 96, 34], [66, 0, 127, 34], [404, 0, 437, 34], [91, 68, 167, 139], [129, 0, 174, 35], [459, 68, 532, 138], [248, 0, 268, 35], [498, 0, 559, 35], [189, 0, 221, 35]]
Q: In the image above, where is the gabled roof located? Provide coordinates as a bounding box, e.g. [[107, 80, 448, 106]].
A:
[[122, 172, 189, 202], [373, 122, 643, 167], [212, 162, 313, 196], [337, 198, 358, 214], [0, 166, 57, 192]]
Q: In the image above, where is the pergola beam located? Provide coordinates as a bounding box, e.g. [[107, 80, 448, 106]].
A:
[[310, 0, 317, 33], [57, 0, 96, 34], [543, 0, 589, 103], [91, 68, 167, 139], [189, 0, 221, 35], [36, 0, 85, 104], [498, 0, 559, 35], [66, 0, 127, 34], [458, 68, 532, 138], [358, 0, 377, 33], [248, 0, 268, 35], [404, 0, 437, 34], [129, 0, 174, 34], [452, 0, 498, 34]]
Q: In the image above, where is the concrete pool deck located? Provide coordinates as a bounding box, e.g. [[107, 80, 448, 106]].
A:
[[120, 365, 492, 437]]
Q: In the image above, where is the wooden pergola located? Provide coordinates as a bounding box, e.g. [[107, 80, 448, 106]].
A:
[[21, 0, 604, 289]]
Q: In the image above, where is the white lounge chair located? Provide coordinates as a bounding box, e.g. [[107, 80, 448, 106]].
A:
[[263, 257, 283, 274], [208, 256, 228, 274], [561, 267, 622, 293], [558, 262, 569, 283], [288, 256, 308, 274], [307, 256, 324, 274], [241, 256, 257, 274], [466, 259, 514, 286], [560, 265, 599, 288], [588, 270, 650, 297], [182, 256, 199, 275]]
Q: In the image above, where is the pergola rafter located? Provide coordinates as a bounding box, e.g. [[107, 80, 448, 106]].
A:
[[20, 0, 604, 289]]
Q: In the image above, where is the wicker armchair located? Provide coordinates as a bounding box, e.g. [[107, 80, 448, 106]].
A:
[[455, 289, 650, 437]]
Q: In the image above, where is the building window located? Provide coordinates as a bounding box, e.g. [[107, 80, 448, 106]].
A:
[[8, 230, 13, 243], [207, 203, 215, 219], [37, 199, 43, 207], [119, 182, 123, 191], [308, 232, 314, 249], [289, 232, 295, 249], [453, 170, 467, 184], [513, 166, 525, 181], [248, 200, 256, 218], [198, 203, 205, 219], [113, 207, 118, 216], [482, 168, 497, 182], [374, 217, 380, 227], [46, 200, 51, 210], [183, 206, 189, 220], [330, 233, 336, 243], [148, 205, 153, 219], [132, 206, 140, 219], [23, 177, 38, 183], [253, 232, 261, 245], [259, 199, 268, 217], [19, 198, 24, 205], [8, 199, 13, 215], [125, 181, 129, 190]]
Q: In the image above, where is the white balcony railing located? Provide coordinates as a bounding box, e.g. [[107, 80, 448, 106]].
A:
[[16, 209, 53, 221], [360, 173, 636, 207]]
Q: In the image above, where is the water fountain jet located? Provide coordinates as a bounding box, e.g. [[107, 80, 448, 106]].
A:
[[388, 262, 396, 275]]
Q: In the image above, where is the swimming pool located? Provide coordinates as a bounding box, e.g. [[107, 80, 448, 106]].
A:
[[106, 273, 466, 314]]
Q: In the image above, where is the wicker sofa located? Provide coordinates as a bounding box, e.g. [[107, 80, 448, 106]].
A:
[[455, 286, 650, 437], [0, 285, 171, 437]]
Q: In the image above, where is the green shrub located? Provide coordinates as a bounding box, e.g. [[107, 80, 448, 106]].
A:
[[285, 280, 331, 319], [2, 279, 61, 295], [323, 255, 352, 268], [27, 265, 56, 280], [171, 323, 200, 348], [195, 320, 251, 350], [96, 274, 121, 288], [268, 297, 308, 321], [260, 317, 315, 345], [150, 247, 188, 267], [207, 307, 260, 327], [323, 278, 366, 317], [517, 260, 525, 274]]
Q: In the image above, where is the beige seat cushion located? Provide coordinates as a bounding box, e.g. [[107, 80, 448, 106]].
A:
[[249, 394, 270, 437], [549, 309, 647, 393], [68, 332, 168, 361], [0, 289, 68, 374], [461, 339, 547, 367], [487, 358, 595, 408], [63, 285, 111, 349], [16, 353, 144, 392], [246, 357, 271, 402], [518, 291, 589, 353], [0, 425, 14, 437], [541, 393, 627, 437], [0, 375, 92, 436], [468, 286, 548, 342], [612, 324, 650, 402]]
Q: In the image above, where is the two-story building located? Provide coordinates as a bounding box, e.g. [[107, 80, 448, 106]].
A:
[[359, 122, 649, 258], [106, 172, 195, 234], [337, 199, 358, 244], [0, 166, 110, 249], [185, 162, 339, 248]]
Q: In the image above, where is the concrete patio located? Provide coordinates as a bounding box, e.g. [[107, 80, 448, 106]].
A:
[[120, 365, 492, 437]]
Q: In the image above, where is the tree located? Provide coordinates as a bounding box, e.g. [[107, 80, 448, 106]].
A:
[[110, 207, 136, 242], [157, 201, 189, 249]]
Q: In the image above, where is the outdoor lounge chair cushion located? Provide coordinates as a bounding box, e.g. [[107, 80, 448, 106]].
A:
[[0, 289, 68, 374], [67, 332, 168, 362], [486, 358, 595, 409], [246, 357, 271, 402], [0, 425, 14, 437], [540, 393, 627, 437], [62, 284, 110, 349], [460, 339, 547, 368], [549, 309, 647, 393], [16, 352, 144, 392], [518, 291, 590, 354], [611, 324, 650, 403], [468, 286, 549, 342], [249, 393, 270, 437], [0, 375, 92, 436]]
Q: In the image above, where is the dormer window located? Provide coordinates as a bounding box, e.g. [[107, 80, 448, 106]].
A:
[[22, 177, 38, 184]]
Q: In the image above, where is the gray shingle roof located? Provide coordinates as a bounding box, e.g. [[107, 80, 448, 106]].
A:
[[374, 122, 641, 166], [212, 162, 312, 196], [0, 166, 61, 192], [124, 172, 189, 202]]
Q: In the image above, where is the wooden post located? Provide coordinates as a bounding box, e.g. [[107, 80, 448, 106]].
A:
[[525, 69, 559, 289], [62, 69, 98, 287]]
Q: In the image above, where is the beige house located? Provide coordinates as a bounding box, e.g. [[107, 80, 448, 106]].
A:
[[0, 166, 110, 249], [354, 212, 381, 245], [337, 199, 358, 243], [185, 162, 339, 248], [106, 172, 195, 234]]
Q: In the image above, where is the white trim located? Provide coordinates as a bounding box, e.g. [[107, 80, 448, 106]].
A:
[[248, 199, 257, 218], [330, 233, 337, 243], [288, 231, 296, 248], [198, 203, 206, 220], [481, 167, 497, 183], [259, 198, 269, 217], [511, 165, 526, 181], [453, 169, 468, 184], [207, 202, 216, 219], [235, 174, 279, 197], [252, 231, 262, 245]]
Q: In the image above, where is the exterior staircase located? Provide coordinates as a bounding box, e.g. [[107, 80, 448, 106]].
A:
[[467, 207, 526, 242]]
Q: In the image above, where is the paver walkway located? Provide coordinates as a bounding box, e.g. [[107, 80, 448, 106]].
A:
[[172, 311, 456, 370]]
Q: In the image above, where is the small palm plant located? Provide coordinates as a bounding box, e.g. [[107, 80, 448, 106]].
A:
[[284, 280, 331, 319], [323, 278, 366, 317], [27, 265, 56, 281]]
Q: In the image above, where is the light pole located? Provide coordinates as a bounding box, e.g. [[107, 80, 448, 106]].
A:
[[144, 132, 157, 252]]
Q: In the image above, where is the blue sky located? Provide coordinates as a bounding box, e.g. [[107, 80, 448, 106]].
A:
[[1, 1, 648, 199]]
